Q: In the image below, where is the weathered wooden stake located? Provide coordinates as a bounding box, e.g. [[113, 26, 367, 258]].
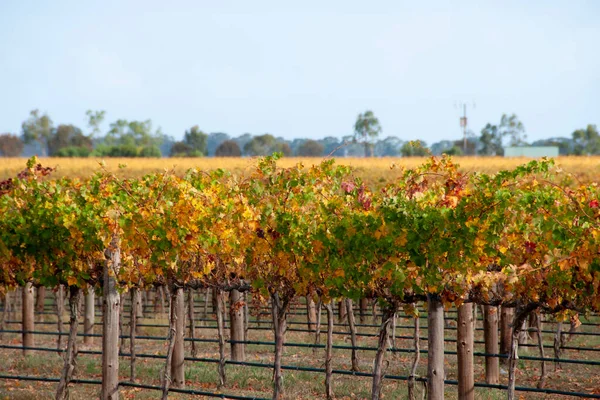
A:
[[171, 286, 185, 388], [230, 289, 245, 361], [427, 294, 444, 400], [102, 236, 121, 400], [84, 285, 95, 346], [483, 305, 499, 384], [457, 303, 474, 400], [22, 282, 35, 356]]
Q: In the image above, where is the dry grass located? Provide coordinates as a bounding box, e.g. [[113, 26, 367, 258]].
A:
[[3, 156, 600, 184]]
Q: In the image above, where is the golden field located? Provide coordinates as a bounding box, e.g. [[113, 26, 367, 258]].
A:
[[2, 156, 600, 184]]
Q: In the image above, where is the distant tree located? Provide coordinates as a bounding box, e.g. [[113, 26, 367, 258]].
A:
[[342, 135, 364, 157], [98, 118, 163, 157], [86, 110, 106, 137], [22, 109, 53, 156], [373, 136, 402, 157], [234, 133, 253, 152], [184, 125, 208, 155], [139, 145, 162, 157], [501, 114, 526, 146], [572, 124, 600, 155], [158, 134, 176, 157], [532, 137, 574, 155], [48, 124, 92, 156], [244, 134, 277, 156], [479, 123, 503, 155], [109, 144, 139, 157], [170, 141, 194, 157], [479, 113, 526, 155], [272, 142, 292, 157], [354, 110, 382, 157], [430, 140, 455, 156], [319, 137, 343, 156], [296, 139, 324, 157], [400, 140, 428, 157], [207, 132, 230, 156], [0, 133, 24, 157], [452, 139, 477, 155], [215, 140, 242, 157], [289, 138, 306, 155], [55, 146, 92, 157], [106, 119, 162, 147], [443, 146, 463, 156]]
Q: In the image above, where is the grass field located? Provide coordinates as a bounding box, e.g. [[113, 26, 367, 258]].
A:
[[2, 156, 600, 184]]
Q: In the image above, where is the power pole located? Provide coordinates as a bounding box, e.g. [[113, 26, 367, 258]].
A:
[[456, 102, 475, 155], [461, 104, 468, 154]]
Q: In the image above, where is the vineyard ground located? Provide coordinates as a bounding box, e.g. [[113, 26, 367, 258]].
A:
[[1, 299, 599, 399]]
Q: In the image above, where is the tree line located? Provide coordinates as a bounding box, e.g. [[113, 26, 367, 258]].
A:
[[0, 109, 597, 157]]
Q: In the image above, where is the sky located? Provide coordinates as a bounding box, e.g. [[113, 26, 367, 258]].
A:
[[0, 0, 598, 145]]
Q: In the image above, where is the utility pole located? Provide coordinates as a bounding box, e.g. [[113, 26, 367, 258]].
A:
[[460, 104, 467, 154], [456, 102, 475, 155]]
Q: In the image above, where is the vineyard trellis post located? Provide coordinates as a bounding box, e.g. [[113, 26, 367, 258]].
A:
[[427, 293, 445, 400], [22, 282, 34, 356], [84, 284, 94, 346], [102, 235, 121, 400], [171, 285, 185, 388], [230, 288, 245, 361], [457, 302, 474, 400], [483, 305, 499, 384]]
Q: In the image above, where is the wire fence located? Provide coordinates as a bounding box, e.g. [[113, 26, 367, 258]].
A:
[[2, 295, 600, 399], [1, 345, 599, 399]]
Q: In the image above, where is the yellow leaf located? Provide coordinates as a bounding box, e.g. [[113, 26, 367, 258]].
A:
[[333, 269, 345, 278]]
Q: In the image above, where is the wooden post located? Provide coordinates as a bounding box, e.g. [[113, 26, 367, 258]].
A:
[[243, 291, 249, 342], [158, 286, 166, 318], [188, 289, 197, 357], [457, 303, 474, 400], [483, 305, 499, 384], [135, 289, 143, 322], [359, 298, 368, 324], [427, 294, 444, 400], [56, 285, 64, 349], [130, 288, 138, 383], [325, 302, 334, 400], [102, 236, 121, 400], [408, 305, 420, 400], [338, 299, 347, 324], [216, 289, 226, 387], [84, 285, 95, 346], [203, 288, 209, 322], [0, 291, 10, 340], [35, 286, 46, 321], [346, 298, 359, 372], [22, 282, 35, 356], [230, 289, 245, 361], [306, 296, 317, 332], [500, 306, 514, 366], [162, 290, 176, 399], [271, 293, 288, 400], [171, 286, 185, 388]]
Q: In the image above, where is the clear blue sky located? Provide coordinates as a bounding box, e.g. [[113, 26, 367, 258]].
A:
[[1, 0, 598, 144]]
